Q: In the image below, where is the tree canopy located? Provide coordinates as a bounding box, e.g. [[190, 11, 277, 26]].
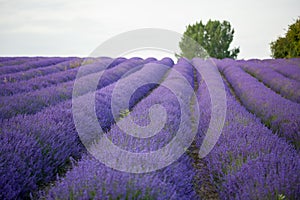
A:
[[178, 20, 240, 59], [270, 18, 300, 58]]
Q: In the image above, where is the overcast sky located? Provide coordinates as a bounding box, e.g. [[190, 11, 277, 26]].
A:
[[0, 0, 299, 59]]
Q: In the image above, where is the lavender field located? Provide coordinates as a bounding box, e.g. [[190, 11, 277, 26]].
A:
[[0, 57, 299, 199]]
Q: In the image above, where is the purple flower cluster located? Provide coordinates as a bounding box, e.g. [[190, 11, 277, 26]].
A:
[[287, 57, 300, 67], [193, 58, 299, 199], [0, 57, 18, 63], [0, 108, 83, 199], [257, 59, 300, 82], [239, 60, 300, 103], [43, 154, 195, 200], [0, 57, 42, 67], [216, 59, 300, 148], [42, 155, 178, 200], [0, 57, 69, 75], [106, 57, 127, 69]]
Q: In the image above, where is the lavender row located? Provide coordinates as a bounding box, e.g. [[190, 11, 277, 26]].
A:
[[0, 57, 43, 67], [0, 57, 70, 75], [0, 58, 173, 199], [43, 154, 195, 200], [240, 60, 300, 103], [217, 60, 300, 148], [0, 57, 29, 65], [42, 155, 185, 200], [0, 57, 17, 62], [193, 59, 299, 199], [252, 59, 300, 82], [42, 58, 199, 199], [0, 57, 127, 96], [1, 57, 106, 84], [0, 111, 83, 200], [0, 58, 84, 84], [0, 58, 145, 119]]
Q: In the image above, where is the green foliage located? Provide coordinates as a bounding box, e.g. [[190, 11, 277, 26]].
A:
[[277, 194, 286, 200], [178, 19, 240, 59], [271, 17, 300, 58], [119, 109, 130, 118]]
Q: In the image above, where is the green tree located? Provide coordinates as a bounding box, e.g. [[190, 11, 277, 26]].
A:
[[271, 18, 300, 58], [178, 20, 240, 59]]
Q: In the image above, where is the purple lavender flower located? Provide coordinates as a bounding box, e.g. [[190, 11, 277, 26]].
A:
[[260, 58, 300, 81]]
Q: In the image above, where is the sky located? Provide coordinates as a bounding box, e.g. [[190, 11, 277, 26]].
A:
[[0, 0, 299, 59]]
